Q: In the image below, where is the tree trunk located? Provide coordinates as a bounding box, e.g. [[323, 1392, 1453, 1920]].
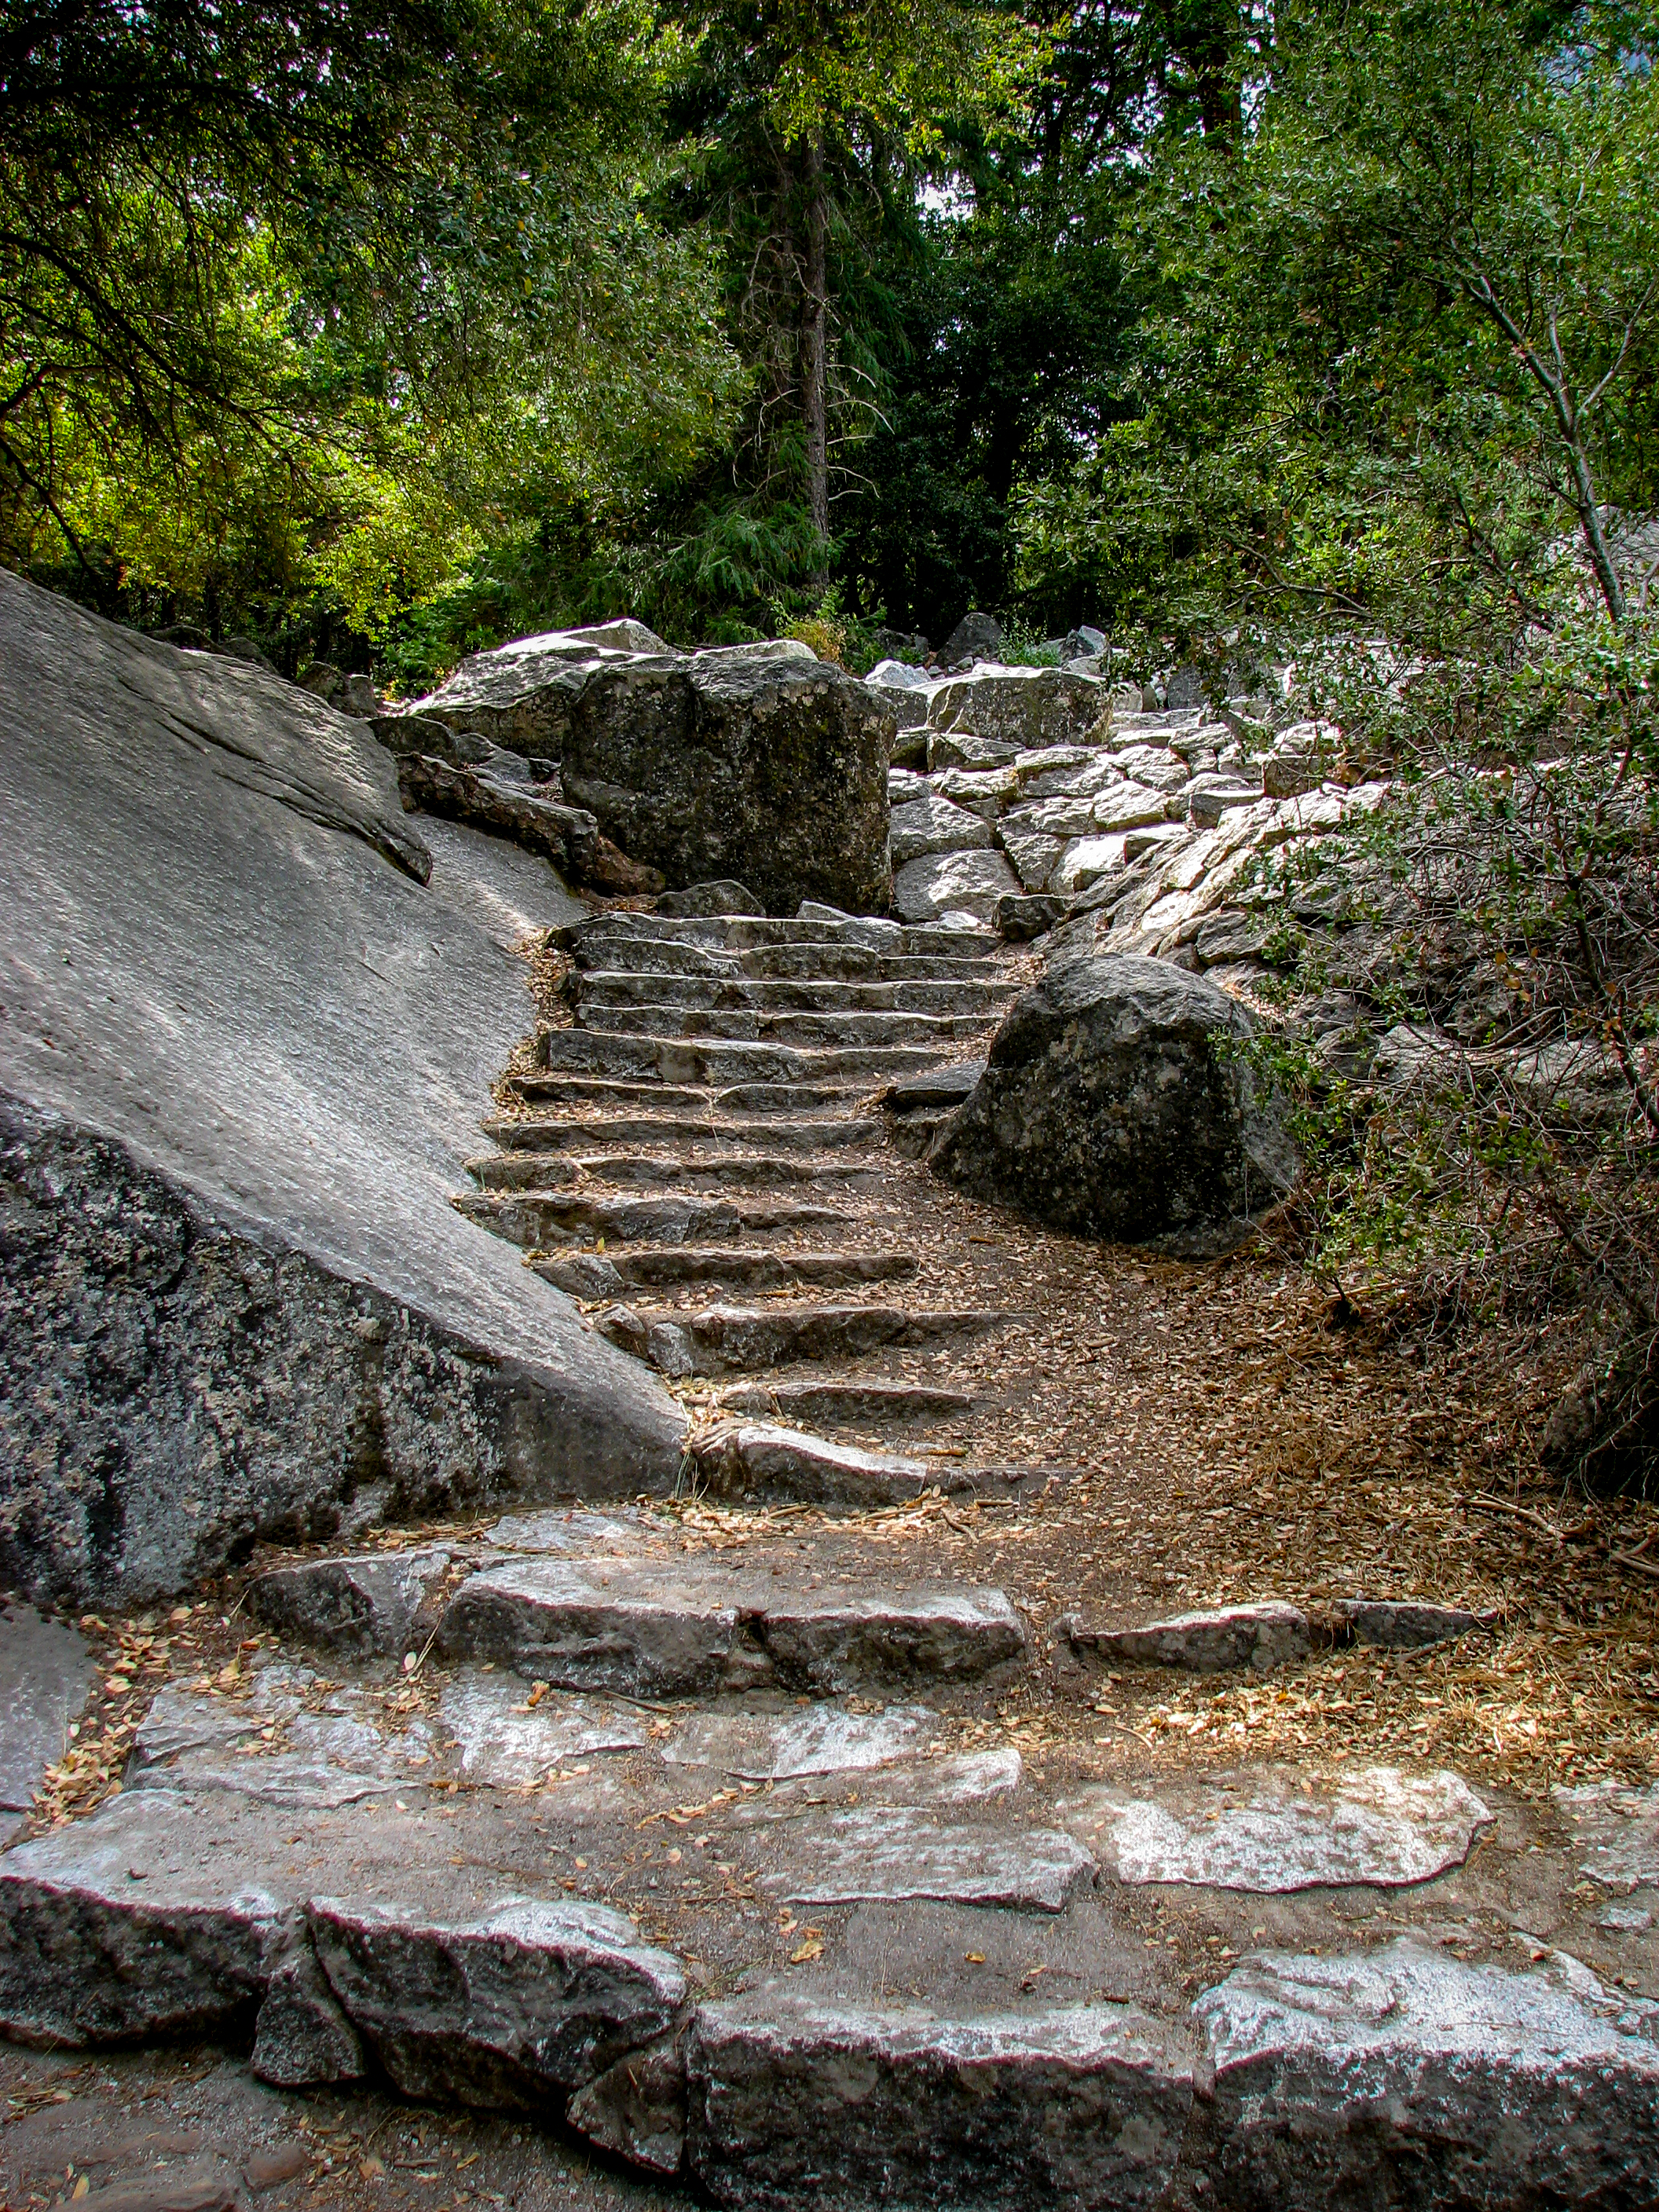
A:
[[801, 127, 830, 595]]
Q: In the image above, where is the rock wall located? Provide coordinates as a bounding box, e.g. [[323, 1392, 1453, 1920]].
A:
[[0, 572, 686, 1608]]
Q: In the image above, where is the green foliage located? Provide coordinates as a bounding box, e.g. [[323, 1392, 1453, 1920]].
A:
[[2, 0, 743, 651]]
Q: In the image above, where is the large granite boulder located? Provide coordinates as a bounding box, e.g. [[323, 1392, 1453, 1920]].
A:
[[413, 632, 892, 916], [928, 665, 1104, 749], [0, 573, 685, 1610], [928, 953, 1298, 1251]]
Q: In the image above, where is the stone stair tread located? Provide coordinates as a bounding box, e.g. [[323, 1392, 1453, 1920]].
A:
[[598, 1301, 1020, 1376], [572, 971, 1020, 1012], [436, 1553, 1028, 1697], [720, 1380, 981, 1426], [469, 1151, 884, 1195], [5, 1653, 1649, 2210], [689, 1420, 954, 1508], [533, 1248, 917, 1297], [483, 1112, 887, 1153], [572, 1005, 1000, 1047], [456, 1190, 855, 1248], [507, 1075, 875, 1116], [560, 914, 996, 958], [537, 1029, 956, 1086], [566, 939, 1005, 983]]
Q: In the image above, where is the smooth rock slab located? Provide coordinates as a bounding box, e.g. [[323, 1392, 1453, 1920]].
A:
[[1068, 1767, 1492, 1892], [757, 1806, 1092, 1912], [1066, 1602, 1312, 1675], [662, 1702, 937, 1780], [310, 1893, 685, 2108], [685, 1994, 1192, 2210], [1197, 1938, 1659, 2211]]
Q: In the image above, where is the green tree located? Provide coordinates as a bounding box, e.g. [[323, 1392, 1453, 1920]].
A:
[[0, 0, 741, 650]]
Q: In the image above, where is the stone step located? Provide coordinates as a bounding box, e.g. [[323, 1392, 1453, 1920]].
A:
[[483, 1111, 886, 1155], [572, 972, 1020, 1015], [1, 1579, 1642, 2210], [567, 938, 1005, 984], [456, 1190, 853, 1249], [599, 1301, 1019, 1376], [560, 913, 997, 959], [534, 1247, 917, 1297], [438, 1555, 1028, 1697], [507, 1075, 871, 1117], [572, 1004, 999, 1049], [3, 1780, 1636, 2211], [689, 1420, 964, 1508], [720, 1379, 980, 1427], [468, 1151, 884, 1195], [537, 1028, 951, 1087]]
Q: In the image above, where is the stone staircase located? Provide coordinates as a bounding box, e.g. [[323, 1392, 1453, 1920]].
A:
[[4, 903, 1657, 2208], [460, 907, 1029, 1480]]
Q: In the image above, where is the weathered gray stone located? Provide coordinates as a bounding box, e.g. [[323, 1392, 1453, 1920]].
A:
[[1090, 782, 1170, 833], [928, 666, 1102, 748], [995, 823, 1066, 892], [1335, 1597, 1492, 1650], [251, 1917, 366, 2087], [932, 767, 1020, 820], [309, 1893, 686, 2106], [758, 1807, 1090, 1912], [926, 730, 1023, 773], [1197, 1939, 1659, 2210], [0, 575, 687, 1609], [887, 1061, 987, 1111], [685, 1994, 1192, 2210], [0, 1604, 93, 1827], [569, 2034, 687, 2175], [1049, 834, 1127, 895], [994, 892, 1068, 943], [418, 634, 893, 915], [1554, 1778, 1659, 1892], [395, 750, 665, 895], [929, 954, 1298, 1249], [1070, 1768, 1492, 1892], [368, 710, 493, 766], [689, 1422, 947, 1509], [656, 881, 765, 917], [408, 622, 670, 750], [1066, 1602, 1312, 1675], [939, 612, 1004, 665], [247, 1548, 452, 1658], [893, 849, 1021, 925], [0, 1789, 283, 2043], [438, 1672, 647, 1783], [662, 1702, 936, 1779], [437, 1557, 1024, 1698], [889, 795, 996, 863]]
